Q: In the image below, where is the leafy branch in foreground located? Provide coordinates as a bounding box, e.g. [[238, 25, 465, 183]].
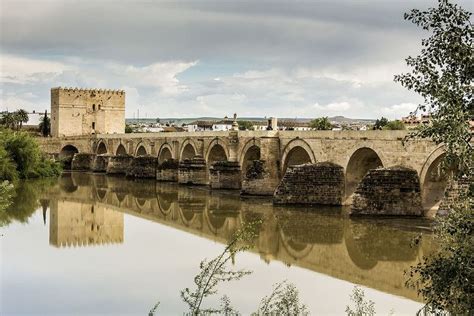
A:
[[180, 220, 261, 315], [345, 286, 376, 316], [253, 280, 308, 316]]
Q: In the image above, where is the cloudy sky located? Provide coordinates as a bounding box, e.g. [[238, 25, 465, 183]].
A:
[[1, 0, 472, 119]]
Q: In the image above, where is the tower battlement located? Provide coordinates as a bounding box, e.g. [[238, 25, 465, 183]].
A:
[[51, 86, 125, 96]]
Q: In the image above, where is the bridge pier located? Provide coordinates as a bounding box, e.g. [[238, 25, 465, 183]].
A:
[[126, 156, 157, 178], [209, 161, 241, 190], [350, 166, 423, 216], [178, 157, 208, 185], [273, 162, 345, 205], [92, 155, 111, 172], [156, 159, 179, 182], [106, 155, 133, 175], [71, 153, 95, 171]]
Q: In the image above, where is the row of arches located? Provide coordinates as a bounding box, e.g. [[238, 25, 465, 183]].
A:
[[59, 138, 448, 211]]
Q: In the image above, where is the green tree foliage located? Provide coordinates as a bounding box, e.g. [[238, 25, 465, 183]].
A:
[[383, 120, 406, 130], [345, 286, 376, 316], [0, 110, 29, 130], [237, 120, 254, 131], [38, 112, 51, 137], [0, 129, 61, 181], [253, 281, 308, 315], [125, 125, 133, 133], [15, 109, 29, 129], [394, 1, 473, 313], [0, 181, 13, 213], [309, 117, 332, 130], [372, 117, 389, 130], [394, 0, 473, 176]]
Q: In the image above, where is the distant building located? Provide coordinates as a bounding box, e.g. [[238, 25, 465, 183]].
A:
[[51, 87, 125, 137]]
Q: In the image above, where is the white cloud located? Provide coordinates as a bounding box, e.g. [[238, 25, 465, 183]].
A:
[[380, 102, 418, 119]]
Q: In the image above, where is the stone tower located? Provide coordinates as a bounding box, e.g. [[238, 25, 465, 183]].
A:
[[50, 87, 125, 137]]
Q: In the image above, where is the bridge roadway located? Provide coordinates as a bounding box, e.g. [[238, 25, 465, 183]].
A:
[[39, 130, 446, 211], [44, 173, 436, 302]]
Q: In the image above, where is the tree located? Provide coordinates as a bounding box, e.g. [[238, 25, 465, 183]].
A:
[[237, 120, 254, 131], [372, 117, 388, 130], [125, 125, 133, 133], [14, 109, 29, 129], [309, 117, 332, 130], [383, 120, 406, 130], [0, 112, 16, 129], [38, 111, 50, 137], [394, 1, 473, 313]]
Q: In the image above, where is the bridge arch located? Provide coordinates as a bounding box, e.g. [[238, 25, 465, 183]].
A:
[[59, 144, 79, 169], [419, 146, 448, 212], [116, 143, 127, 156], [136, 143, 148, 156], [239, 139, 261, 174], [180, 139, 198, 160], [96, 140, 108, 155], [206, 139, 229, 163], [158, 143, 174, 164], [281, 139, 316, 174], [345, 147, 383, 199]]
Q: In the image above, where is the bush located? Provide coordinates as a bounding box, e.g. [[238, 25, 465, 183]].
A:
[[383, 120, 406, 130], [0, 129, 62, 181]]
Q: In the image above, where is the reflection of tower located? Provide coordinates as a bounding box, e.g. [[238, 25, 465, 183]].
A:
[[40, 199, 49, 225], [49, 199, 124, 247]]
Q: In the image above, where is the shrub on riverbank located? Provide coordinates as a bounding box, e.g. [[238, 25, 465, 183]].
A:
[[0, 128, 62, 181]]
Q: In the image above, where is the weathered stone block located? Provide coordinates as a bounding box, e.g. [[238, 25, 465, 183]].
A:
[[178, 157, 207, 185], [92, 154, 111, 173], [241, 160, 280, 195], [157, 159, 179, 182], [350, 166, 423, 216], [126, 156, 157, 178], [209, 161, 241, 190], [273, 162, 344, 205], [71, 153, 95, 171], [106, 155, 133, 175], [437, 176, 472, 216]]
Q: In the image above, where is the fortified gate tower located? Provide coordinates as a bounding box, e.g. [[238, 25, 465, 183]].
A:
[[51, 87, 125, 137]]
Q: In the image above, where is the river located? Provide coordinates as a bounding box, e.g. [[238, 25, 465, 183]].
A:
[[0, 173, 436, 315]]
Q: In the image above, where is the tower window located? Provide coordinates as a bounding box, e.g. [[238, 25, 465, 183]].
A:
[[98, 104, 101, 110], [92, 104, 96, 111], [92, 122, 96, 130]]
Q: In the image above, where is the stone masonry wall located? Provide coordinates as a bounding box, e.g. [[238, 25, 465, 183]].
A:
[[71, 153, 95, 171], [178, 157, 208, 185], [126, 156, 157, 178], [273, 162, 344, 205], [106, 156, 133, 175], [241, 160, 280, 195], [351, 166, 423, 216], [209, 161, 241, 190], [156, 159, 179, 182], [92, 155, 110, 172], [437, 176, 472, 216]]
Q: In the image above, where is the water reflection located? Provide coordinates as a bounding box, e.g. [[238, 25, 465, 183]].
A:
[[6, 172, 436, 302]]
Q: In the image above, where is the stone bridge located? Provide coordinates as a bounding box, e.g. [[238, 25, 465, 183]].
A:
[[38, 130, 447, 214]]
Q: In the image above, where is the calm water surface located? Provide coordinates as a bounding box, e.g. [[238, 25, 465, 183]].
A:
[[1, 173, 436, 315]]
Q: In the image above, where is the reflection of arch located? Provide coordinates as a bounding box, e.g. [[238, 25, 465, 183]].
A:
[[205, 210, 227, 233], [206, 139, 229, 163], [158, 144, 174, 164], [96, 141, 107, 155], [96, 188, 107, 201], [59, 173, 78, 193], [115, 192, 127, 204], [279, 230, 314, 260], [116, 143, 127, 156], [281, 139, 315, 174], [241, 143, 261, 174], [345, 147, 383, 198], [180, 139, 198, 160], [136, 144, 148, 156], [419, 147, 447, 211]]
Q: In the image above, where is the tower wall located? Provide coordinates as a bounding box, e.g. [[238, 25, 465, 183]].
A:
[[51, 87, 125, 137]]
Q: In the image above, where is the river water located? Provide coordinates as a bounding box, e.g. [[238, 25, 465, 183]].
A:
[[1, 173, 436, 315]]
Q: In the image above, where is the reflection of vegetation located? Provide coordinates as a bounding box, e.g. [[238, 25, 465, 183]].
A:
[[0, 181, 14, 226], [0, 178, 55, 227]]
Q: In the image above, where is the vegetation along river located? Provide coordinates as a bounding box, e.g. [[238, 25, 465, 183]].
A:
[[1, 172, 437, 315]]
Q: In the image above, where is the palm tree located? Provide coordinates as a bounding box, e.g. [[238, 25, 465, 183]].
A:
[[15, 109, 29, 129], [0, 112, 16, 129]]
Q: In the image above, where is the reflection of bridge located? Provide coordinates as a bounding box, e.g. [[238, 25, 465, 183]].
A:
[[39, 130, 447, 212], [44, 173, 436, 302]]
